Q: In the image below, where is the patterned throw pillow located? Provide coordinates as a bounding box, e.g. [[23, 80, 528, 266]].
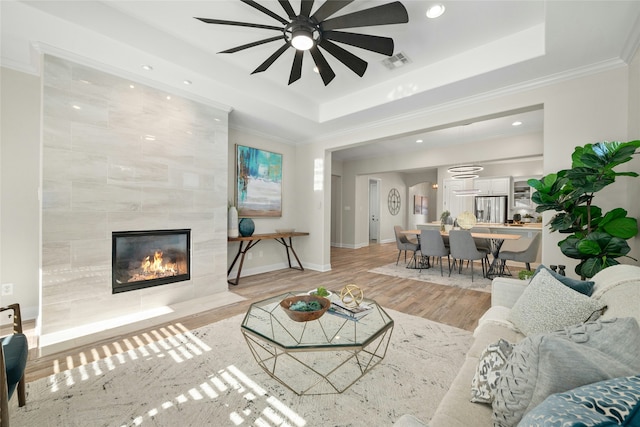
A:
[[492, 318, 640, 427], [470, 339, 513, 404], [508, 268, 606, 336], [518, 375, 640, 426]]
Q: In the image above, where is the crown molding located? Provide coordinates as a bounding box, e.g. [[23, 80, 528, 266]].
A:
[[621, 13, 640, 63]]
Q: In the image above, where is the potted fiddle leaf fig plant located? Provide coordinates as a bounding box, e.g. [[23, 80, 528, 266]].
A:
[[528, 140, 640, 278]]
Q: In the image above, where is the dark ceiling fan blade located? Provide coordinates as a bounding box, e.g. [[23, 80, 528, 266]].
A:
[[319, 40, 367, 77], [240, 0, 289, 25], [321, 1, 409, 31], [195, 17, 282, 32], [300, 0, 314, 18], [311, 0, 354, 23], [324, 30, 394, 56], [289, 50, 304, 85], [309, 46, 336, 86], [252, 43, 290, 74], [278, 0, 296, 19], [219, 36, 284, 53]]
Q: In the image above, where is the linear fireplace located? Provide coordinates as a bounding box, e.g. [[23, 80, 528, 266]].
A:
[[112, 229, 191, 294]]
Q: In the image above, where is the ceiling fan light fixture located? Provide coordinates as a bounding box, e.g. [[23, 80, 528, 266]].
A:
[[291, 28, 314, 50]]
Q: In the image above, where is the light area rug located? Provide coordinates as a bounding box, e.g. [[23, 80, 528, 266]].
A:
[[369, 262, 492, 292], [10, 310, 472, 427]]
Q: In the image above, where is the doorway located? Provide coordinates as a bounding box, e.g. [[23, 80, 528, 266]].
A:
[[331, 175, 342, 247], [369, 179, 380, 242]]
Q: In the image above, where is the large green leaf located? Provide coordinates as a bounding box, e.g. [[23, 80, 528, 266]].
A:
[[602, 236, 631, 257], [559, 236, 589, 259], [602, 216, 638, 239], [578, 256, 620, 279]]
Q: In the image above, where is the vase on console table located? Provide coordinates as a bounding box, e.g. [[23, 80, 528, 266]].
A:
[[239, 218, 255, 237], [228, 206, 239, 238]]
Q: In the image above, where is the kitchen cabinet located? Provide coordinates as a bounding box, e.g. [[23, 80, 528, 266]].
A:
[[474, 177, 510, 196], [512, 176, 539, 208]]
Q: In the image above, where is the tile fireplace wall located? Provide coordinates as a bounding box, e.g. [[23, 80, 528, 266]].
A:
[[41, 55, 229, 345]]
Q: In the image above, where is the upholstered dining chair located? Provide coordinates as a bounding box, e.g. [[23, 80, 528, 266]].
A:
[[418, 229, 450, 276], [1, 303, 28, 417], [469, 227, 492, 270], [498, 232, 541, 274], [448, 230, 487, 282], [394, 226, 420, 265]]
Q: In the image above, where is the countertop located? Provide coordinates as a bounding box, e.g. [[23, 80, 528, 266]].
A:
[[423, 222, 542, 230]]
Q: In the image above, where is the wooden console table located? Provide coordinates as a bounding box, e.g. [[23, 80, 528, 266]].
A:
[[227, 232, 309, 286]]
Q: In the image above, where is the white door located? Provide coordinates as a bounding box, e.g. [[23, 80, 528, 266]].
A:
[[369, 179, 380, 241], [443, 179, 467, 219]]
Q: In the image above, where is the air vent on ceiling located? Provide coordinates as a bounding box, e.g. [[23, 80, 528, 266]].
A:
[[382, 52, 411, 70]]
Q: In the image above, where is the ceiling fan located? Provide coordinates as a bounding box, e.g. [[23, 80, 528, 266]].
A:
[[195, 0, 409, 86]]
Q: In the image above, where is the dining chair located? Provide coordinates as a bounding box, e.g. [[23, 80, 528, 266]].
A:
[[448, 230, 487, 282], [469, 227, 492, 270], [498, 233, 541, 275], [1, 303, 28, 416], [393, 226, 420, 265], [418, 229, 450, 275]]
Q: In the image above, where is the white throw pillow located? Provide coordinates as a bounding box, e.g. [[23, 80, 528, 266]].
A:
[[507, 268, 605, 336]]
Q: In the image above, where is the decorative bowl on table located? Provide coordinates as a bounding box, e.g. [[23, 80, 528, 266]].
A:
[[280, 295, 330, 322]]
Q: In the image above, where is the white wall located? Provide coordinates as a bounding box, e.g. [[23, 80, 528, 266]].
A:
[[226, 128, 309, 276], [0, 68, 41, 319]]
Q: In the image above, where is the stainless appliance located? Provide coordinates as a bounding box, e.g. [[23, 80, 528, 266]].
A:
[[474, 195, 508, 224]]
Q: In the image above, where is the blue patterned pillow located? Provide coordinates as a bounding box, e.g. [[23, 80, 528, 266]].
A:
[[532, 264, 595, 296], [518, 375, 640, 426]]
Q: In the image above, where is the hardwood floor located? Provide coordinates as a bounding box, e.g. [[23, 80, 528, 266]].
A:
[[22, 242, 491, 383]]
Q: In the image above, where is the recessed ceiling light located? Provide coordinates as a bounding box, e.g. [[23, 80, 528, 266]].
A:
[[144, 135, 156, 141], [166, 95, 171, 100], [183, 80, 192, 85], [142, 65, 153, 71], [416, 139, 423, 143], [512, 121, 523, 126], [426, 4, 445, 19], [129, 84, 135, 89], [72, 105, 81, 110]]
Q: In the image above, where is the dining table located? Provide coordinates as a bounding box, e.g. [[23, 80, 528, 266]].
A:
[[401, 229, 521, 279]]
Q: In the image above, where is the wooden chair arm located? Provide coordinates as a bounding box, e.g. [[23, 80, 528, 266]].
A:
[[0, 303, 23, 335]]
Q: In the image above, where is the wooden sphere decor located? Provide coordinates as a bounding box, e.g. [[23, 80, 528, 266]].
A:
[[339, 284, 364, 308]]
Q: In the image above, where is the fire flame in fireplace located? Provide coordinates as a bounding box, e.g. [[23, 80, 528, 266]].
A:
[[141, 250, 176, 275]]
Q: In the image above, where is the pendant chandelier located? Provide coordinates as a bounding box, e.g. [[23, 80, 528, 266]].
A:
[[447, 164, 483, 180]]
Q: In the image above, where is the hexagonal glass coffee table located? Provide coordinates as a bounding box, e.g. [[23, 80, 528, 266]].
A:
[[241, 291, 394, 395]]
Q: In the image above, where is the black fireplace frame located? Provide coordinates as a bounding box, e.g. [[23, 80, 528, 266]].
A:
[[112, 229, 191, 294]]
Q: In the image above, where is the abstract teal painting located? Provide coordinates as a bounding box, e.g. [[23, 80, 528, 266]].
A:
[[236, 145, 282, 217]]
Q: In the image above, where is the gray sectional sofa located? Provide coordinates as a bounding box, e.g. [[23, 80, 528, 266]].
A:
[[395, 264, 640, 427]]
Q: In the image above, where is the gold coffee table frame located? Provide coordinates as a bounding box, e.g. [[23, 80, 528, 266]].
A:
[[241, 291, 394, 395]]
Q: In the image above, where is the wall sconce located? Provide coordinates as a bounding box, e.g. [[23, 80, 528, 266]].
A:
[[432, 183, 438, 189]]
